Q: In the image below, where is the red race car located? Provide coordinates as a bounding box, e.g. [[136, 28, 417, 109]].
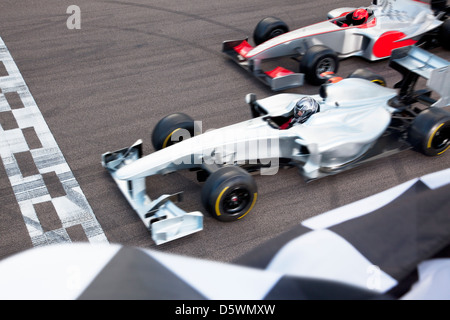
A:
[[223, 0, 450, 90]]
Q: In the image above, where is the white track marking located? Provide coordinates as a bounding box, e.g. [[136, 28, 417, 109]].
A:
[[0, 37, 108, 246]]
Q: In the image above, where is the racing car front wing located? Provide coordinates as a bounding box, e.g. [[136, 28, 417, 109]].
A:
[[101, 140, 203, 245], [222, 39, 305, 91]]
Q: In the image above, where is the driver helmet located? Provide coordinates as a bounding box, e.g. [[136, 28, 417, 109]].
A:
[[293, 97, 320, 124], [352, 8, 369, 24]]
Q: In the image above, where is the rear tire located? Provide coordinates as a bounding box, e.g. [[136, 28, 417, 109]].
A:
[[439, 19, 450, 50], [408, 108, 450, 156], [152, 113, 197, 150], [300, 45, 339, 85], [253, 17, 289, 46], [201, 166, 258, 222]]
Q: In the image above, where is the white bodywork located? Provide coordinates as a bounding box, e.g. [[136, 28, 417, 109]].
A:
[[103, 79, 395, 245], [102, 46, 450, 245], [222, 0, 445, 90], [247, 0, 441, 62], [116, 79, 397, 183]]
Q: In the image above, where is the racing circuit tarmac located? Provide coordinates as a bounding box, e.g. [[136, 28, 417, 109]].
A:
[[0, 0, 449, 263]]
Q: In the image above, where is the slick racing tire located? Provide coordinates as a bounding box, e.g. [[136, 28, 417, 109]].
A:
[[348, 68, 387, 86], [438, 19, 450, 50], [300, 45, 339, 86], [253, 17, 289, 46], [431, 0, 448, 12], [409, 108, 450, 156], [152, 113, 197, 150], [202, 166, 258, 222]]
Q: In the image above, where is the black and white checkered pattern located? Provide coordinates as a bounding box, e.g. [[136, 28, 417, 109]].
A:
[[236, 168, 450, 298], [0, 169, 448, 300], [0, 37, 107, 246]]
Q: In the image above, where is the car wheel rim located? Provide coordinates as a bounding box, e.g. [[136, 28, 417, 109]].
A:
[[432, 125, 450, 150], [269, 29, 284, 39], [316, 58, 336, 78], [223, 187, 251, 214]]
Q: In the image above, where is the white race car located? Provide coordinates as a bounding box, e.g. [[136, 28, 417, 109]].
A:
[[222, 0, 450, 90], [102, 47, 450, 245]]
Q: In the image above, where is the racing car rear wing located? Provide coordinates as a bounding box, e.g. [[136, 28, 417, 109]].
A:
[[102, 140, 203, 245], [390, 46, 450, 108]]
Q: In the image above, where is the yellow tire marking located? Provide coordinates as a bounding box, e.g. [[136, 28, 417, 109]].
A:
[[238, 193, 258, 220], [371, 79, 386, 87], [427, 123, 444, 149], [162, 128, 181, 149], [215, 187, 229, 217], [215, 187, 258, 219], [438, 145, 450, 155]]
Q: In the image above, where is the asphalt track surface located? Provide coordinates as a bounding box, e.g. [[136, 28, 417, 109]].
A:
[[0, 0, 449, 263]]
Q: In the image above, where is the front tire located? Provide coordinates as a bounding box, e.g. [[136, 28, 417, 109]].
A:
[[253, 17, 289, 46], [409, 108, 450, 156], [151, 113, 197, 151], [300, 45, 339, 85], [201, 166, 258, 222]]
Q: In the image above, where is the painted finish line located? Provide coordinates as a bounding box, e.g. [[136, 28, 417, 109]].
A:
[[0, 37, 108, 247]]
